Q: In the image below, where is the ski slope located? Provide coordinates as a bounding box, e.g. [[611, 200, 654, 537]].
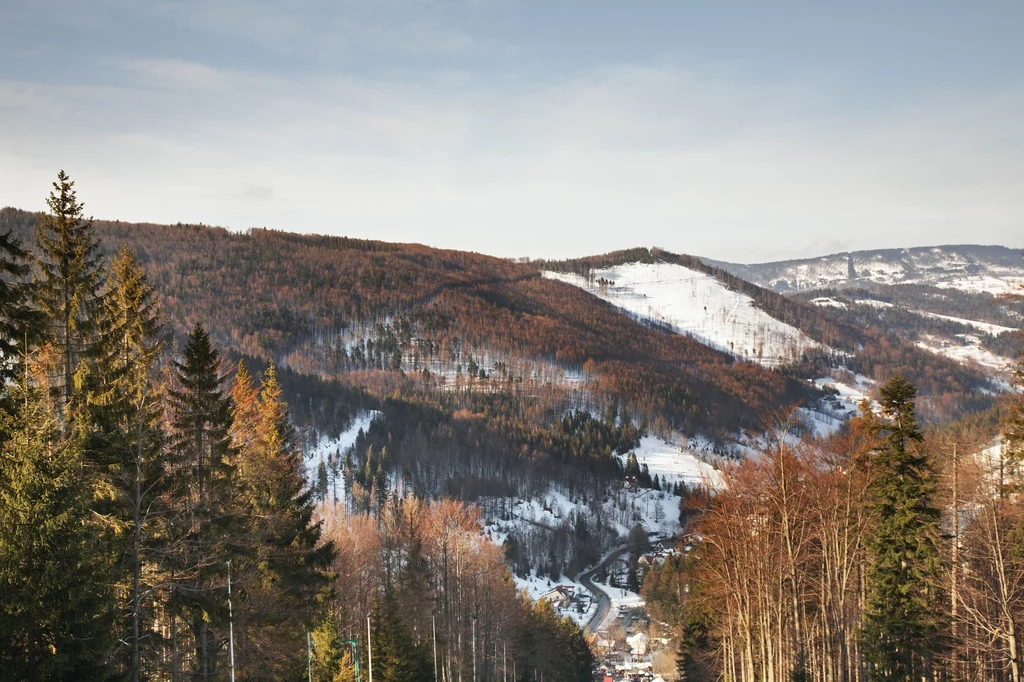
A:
[[545, 262, 824, 367]]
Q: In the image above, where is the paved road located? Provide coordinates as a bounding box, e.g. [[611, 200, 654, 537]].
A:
[[578, 547, 629, 633]]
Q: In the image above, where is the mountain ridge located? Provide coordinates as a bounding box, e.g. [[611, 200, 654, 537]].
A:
[[700, 243, 1024, 293]]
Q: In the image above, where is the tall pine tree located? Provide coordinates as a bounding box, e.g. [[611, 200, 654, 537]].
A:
[[93, 245, 166, 681], [162, 325, 236, 679], [32, 170, 107, 423], [230, 363, 333, 680], [0, 350, 115, 681], [861, 375, 946, 681], [0, 228, 36, 402]]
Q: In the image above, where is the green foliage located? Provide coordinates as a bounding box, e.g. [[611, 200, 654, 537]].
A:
[[370, 593, 433, 682], [311, 608, 356, 682], [860, 376, 947, 681], [91, 244, 167, 679], [520, 600, 595, 682], [0, 370, 115, 680], [162, 325, 238, 677], [0, 227, 37, 394], [32, 171, 108, 417], [230, 362, 334, 679]]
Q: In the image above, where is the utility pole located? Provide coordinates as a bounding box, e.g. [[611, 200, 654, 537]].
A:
[[952, 443, 960, 643], [227, 561, 236, 682], [432, 615, 438, 682], [367, 614, 373, 682]]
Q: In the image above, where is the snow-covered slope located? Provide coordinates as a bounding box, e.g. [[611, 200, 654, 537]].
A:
[[304, 410, 382, 499], [705, 245, 1024, 294], [544, 262, 824, 367], [618, 436, 724, 490]]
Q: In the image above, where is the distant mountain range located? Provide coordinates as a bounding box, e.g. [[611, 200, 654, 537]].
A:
[[703, 245, 1024, 294]]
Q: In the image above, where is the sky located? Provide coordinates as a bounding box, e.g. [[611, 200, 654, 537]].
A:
[[1, 1, 1023, 263]]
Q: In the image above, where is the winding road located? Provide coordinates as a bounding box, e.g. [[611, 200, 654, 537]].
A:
[[578, 547, 630, 633]]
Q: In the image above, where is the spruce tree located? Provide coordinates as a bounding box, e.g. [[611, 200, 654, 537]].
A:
[[32, 170, 107, 421], [0, 353, 114, 680], [861, 375, 946, 681], [0, 228, 36, 401], [231, 363, 333, 679], [94, 245, 165, 681], [163, 325, 236, 679], [370, 592, 433, 682]]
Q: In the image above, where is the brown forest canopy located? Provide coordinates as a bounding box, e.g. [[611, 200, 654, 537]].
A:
[[1, 207, 814, 435]]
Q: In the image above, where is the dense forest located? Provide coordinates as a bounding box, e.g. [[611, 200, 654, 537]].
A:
[[0, 173, 594, 681], [0, 206, 812, 441]]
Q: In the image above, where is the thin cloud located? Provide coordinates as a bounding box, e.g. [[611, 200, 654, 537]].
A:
[[1, 3, 1023, 261]]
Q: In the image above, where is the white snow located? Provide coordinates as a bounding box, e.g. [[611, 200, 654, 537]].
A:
[[810, 296, 848, 309], [512, 573, 597, 629], [591, 580, 645, 633], [619, 436, 724, 491], [916, 334, 1015, 378], [545, 263, 825, 367], [855, 298, 894, 308], [734, 247, 1024, 294], [913, 311, 1017, 335], [935, 276, 1024, 295], [304, 410, 383, 494]]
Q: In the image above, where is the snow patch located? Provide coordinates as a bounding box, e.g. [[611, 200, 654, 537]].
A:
[[619, 436, 724, 491], [545, 263, 825, 367], [304, 410, 383, 494]]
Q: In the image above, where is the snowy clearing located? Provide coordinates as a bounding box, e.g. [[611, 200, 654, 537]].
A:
[[810, 296, 848, 309], [304, 410, 383, 495], [618, 436, 724, 491], [913, 311, 1017, 335], [916, 334, 1014, 378], [545, 262, 825, 367]]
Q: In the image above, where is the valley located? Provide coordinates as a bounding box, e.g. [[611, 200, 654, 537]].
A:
[[1, 199, 1020, 681]]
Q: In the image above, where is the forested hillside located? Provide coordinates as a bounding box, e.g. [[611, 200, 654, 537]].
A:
[[542, 247, 1003, 421], [0, 177, 597, 681], [0, 206, 811, 438], [4, 176, 1017, 681]]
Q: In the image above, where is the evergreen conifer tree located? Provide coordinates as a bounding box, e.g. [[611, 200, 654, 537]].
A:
[[93, 245, 165, 681], [231, 363, 333, 679], [861, 375, 946, 681], [162, 325, 237, 678], [0, 228, 37, 402], [0, 351, 115, 680], [32, 171, 107, 422], [370, 593, 433, 682]]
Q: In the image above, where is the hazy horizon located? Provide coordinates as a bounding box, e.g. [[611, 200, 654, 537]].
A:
[[3, 1, 1023, 262]]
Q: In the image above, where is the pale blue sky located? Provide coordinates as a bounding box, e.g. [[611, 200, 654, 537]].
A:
[[2, 1, 1022, 261]]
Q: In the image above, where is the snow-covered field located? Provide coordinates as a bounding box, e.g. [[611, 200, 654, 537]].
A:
[[915, 311, 1017, 335], [916, 334, 1014, 377], [722, 246, 1024, 294], [618, 436, 724, 490], [855, 298, 894, 308], [545, 263, 824, 367], [848, 303, 1018, 375], [935, 275, 1024, 295], [810, 296, 848, 309]]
